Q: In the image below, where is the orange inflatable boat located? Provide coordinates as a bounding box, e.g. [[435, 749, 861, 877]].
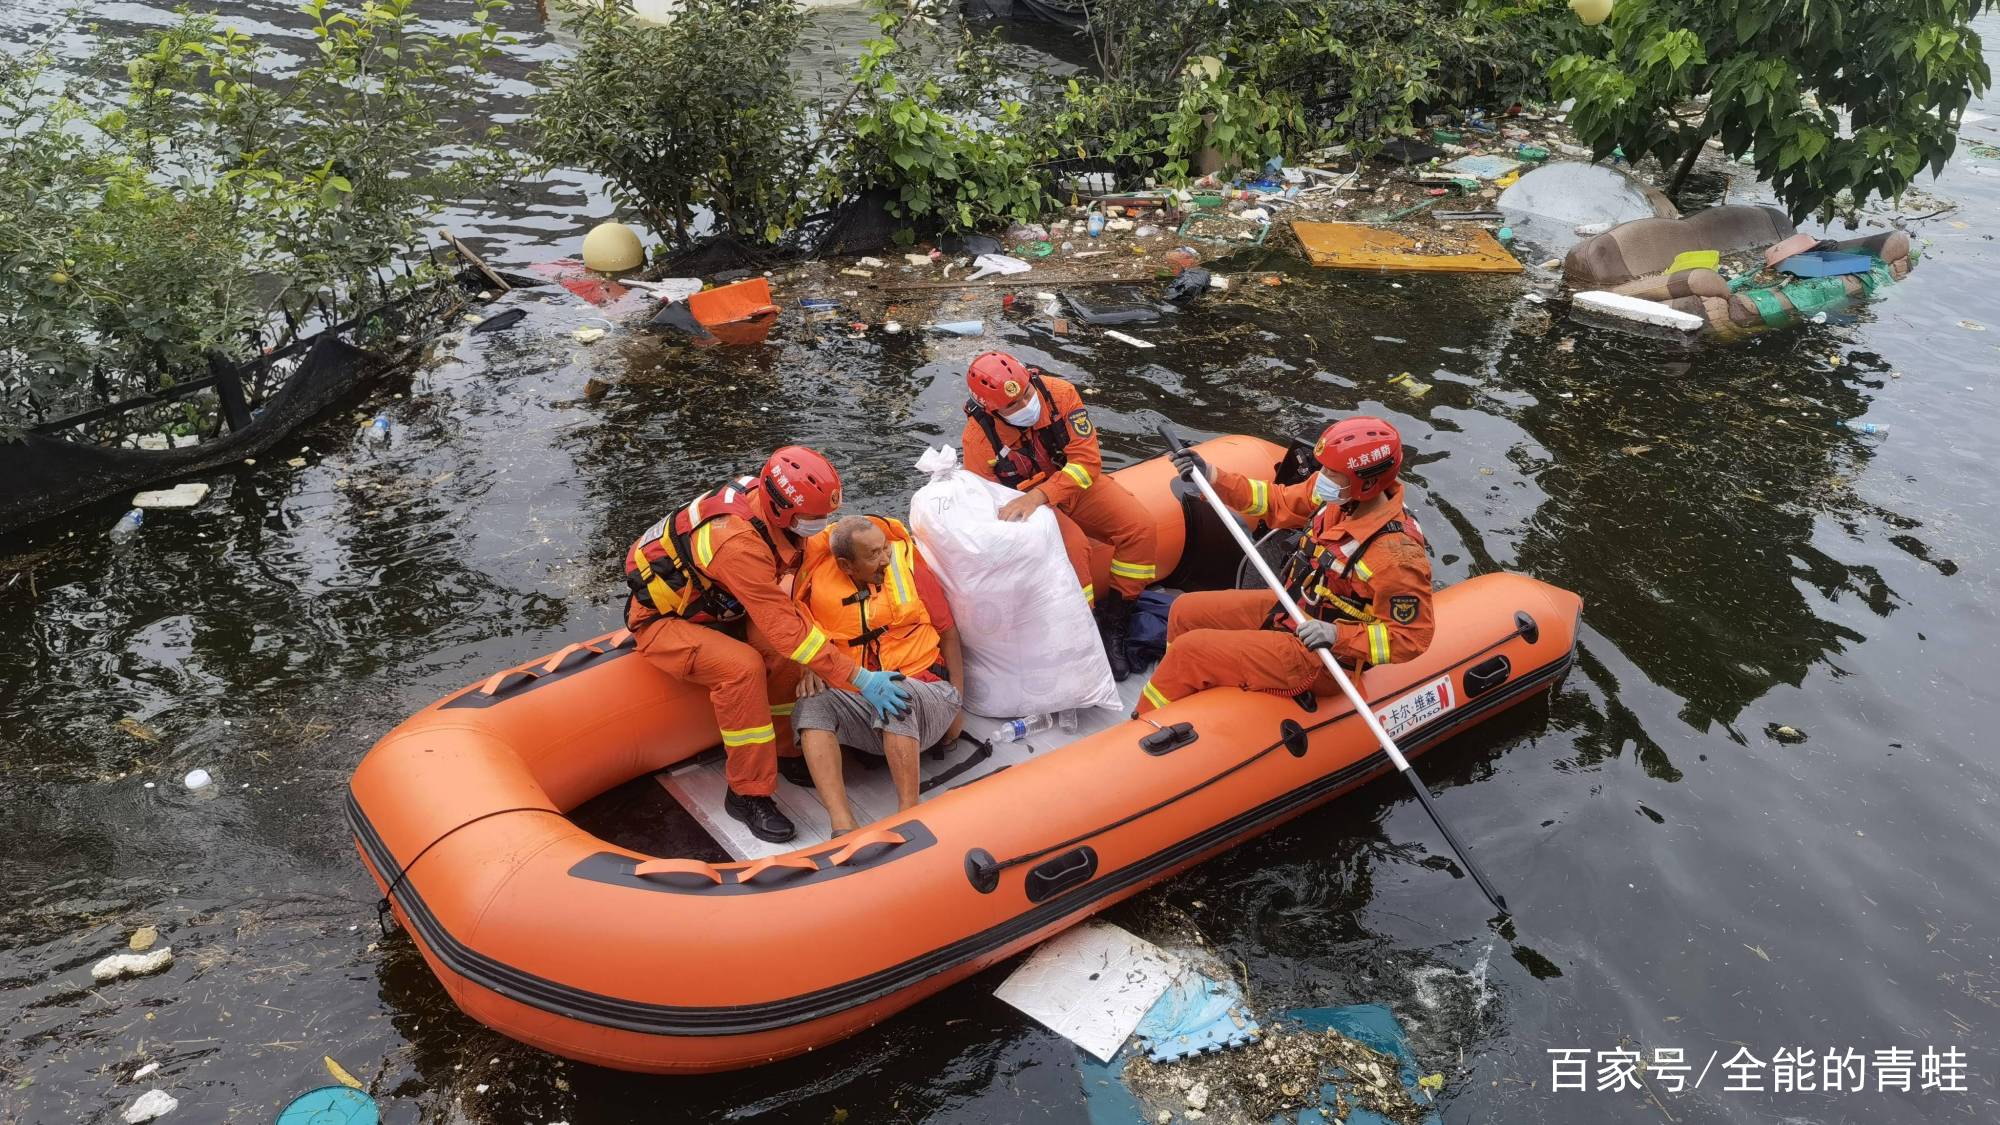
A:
[[348, 436, 1582, 1073]]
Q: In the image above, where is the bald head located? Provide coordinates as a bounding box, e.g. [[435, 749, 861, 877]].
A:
[[829, 517, 891, 586]]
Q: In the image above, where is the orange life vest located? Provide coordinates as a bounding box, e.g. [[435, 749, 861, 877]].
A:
[[1281, 504, 1426, 624], [794, 517, 945, 679], [623, 476, 778, 623]]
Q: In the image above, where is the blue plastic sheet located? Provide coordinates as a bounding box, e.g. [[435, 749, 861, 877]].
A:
[[1079, 1001, 1444, 1125]]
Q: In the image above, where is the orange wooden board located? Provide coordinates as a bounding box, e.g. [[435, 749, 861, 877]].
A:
[[1292, 221, 1523, 273]]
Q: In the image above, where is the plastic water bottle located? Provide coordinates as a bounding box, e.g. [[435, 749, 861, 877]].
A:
[[927, 320, 985, 337], [365, 415, 391, 445], [998, 714, 1059, 742], [1837, 420, 1889, 436], [109, 508, 143, 543], [1087, 212, 1106, 238]]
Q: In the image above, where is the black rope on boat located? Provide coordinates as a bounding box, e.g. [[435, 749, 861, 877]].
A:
[[373, 805, 554, 935], [986, 620, 1536, 873]]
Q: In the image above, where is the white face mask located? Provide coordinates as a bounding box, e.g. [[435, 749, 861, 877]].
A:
[[791, 515, 832, 537], [1311, 470, 1349, 507], [1001, 397, 1043, 428]]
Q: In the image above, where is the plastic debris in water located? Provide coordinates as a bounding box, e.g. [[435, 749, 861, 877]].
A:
[[277, 1086, 379, 1125], [109, 508, 144, 543], [1387, 371, 1433, 398], [1137, 968, 1261, 1063], [92, 947, 174, 982], [122, 1089, 178, 1123], [184, 769, 212, 790]]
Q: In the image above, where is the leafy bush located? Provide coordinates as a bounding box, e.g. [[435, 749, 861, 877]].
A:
[[532, 0, 817, 247], [1552, 0, 1998, 218], [833, 3, 1054, 233], [1, 0, 512, 437]]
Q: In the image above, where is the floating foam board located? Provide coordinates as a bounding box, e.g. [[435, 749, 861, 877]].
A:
[[132, 483, 210, 509], [1293, 222, 1523, 273], [995, 921, 1182, 1061], [1572, 290, 1705, 333]]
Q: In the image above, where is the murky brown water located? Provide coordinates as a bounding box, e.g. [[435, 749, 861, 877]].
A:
[[4, 4, 1999, 1123]]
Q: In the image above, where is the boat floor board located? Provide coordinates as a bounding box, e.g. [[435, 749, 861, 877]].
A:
[[659, 669, 1155, 860]]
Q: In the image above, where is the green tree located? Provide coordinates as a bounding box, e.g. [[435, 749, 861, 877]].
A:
[[531, 0, 815, 248], [2, 1, 511, 437], [1551, 0, 1997, 219]]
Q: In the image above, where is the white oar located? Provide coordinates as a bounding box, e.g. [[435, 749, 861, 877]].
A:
[[1159, 425, 1509, 915]]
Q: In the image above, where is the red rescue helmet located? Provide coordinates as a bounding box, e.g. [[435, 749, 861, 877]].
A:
[[760, 445, 842, 525], [1313, 416, 1403, 502], [967, 351, 1033, 411]]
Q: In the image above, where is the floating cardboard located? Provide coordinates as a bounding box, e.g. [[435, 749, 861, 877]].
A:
[[1293, 222, 1523, 273], [995, 922, 1182, 1061]]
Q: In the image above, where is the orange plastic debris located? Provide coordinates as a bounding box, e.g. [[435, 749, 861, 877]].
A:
[[687, 278, 780, 327], [1292, 222, 1523, 274]]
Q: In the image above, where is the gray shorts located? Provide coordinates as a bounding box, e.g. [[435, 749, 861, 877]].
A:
[[793, 678, 962, 753]]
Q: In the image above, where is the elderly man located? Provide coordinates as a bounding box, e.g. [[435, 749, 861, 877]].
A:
[[790, 515, 965, 834]]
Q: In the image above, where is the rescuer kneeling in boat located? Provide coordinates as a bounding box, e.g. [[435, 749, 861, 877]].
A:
[[960, 351, 1158, 682], [622, 447, 912, 843], [789, 516, 965, 834], [1136, 417, 1434, 714]]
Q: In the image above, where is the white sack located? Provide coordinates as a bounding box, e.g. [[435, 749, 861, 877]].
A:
[[908, 447, 1120, 718]]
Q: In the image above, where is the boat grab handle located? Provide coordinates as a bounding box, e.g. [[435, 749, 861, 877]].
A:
[[633, 858, 723, 884], [738, 854, 821, 883], [540, 642, 600, 674], [829, 827, 907, 867]]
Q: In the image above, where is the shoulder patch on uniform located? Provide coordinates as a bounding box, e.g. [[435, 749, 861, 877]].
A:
[[1070, 411, 1094, 437], [1389, 594, 1420, 624]]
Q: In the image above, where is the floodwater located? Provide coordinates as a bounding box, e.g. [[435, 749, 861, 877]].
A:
[[4, 3, 1999, 1123]]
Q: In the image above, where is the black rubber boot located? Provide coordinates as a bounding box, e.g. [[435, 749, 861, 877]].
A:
[[724, 790, 796, 843], [1095, 591, 1131, 681], [777, 755, 815, 789]]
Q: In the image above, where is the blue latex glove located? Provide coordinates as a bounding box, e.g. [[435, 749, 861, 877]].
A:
[[1295, 617, 1339, 651], [854, 668, 913, 721]]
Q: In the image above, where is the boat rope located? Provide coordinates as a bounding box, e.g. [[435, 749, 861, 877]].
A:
[[988, 618, 1537, 873], [373, 805, 556, 935]]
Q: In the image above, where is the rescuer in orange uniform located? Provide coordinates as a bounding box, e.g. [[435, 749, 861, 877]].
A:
[[1135, 417, 1434, 714], [959, 352, 1157, 680], [622, 446, 912, 843]]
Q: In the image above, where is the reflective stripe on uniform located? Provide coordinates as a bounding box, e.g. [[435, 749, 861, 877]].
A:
[[886, 542, 915, 604], [720, 723, 776, 747], [1080, 583, 1095, 606], [1061, 463, 1094, 490], [1366, 623, 1392, 666], [788, 625, 829, 664], [768, 702, 795, 717], [1241, 478, 1270, 518], [693, 522, 718, 568], [1351, 557, 1374, 581], [1109, 558, 1156, 581], [1141, 682, 1170, 709]]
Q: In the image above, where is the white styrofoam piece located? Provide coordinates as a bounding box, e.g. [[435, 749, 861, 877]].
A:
[[1572, 290, 1705, 332], [132, 483, 210, 509], [994, 921, 1183, 1061]]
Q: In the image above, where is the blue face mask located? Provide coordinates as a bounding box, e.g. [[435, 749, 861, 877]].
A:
[[1002, 397, 1043, 428], [792, 514, 833, 537], [1311, 470, 1349, 507]]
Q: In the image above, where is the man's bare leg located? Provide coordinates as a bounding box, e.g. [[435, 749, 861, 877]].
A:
[[881, 732, 921, 813], [800, 729, 857, 833]]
